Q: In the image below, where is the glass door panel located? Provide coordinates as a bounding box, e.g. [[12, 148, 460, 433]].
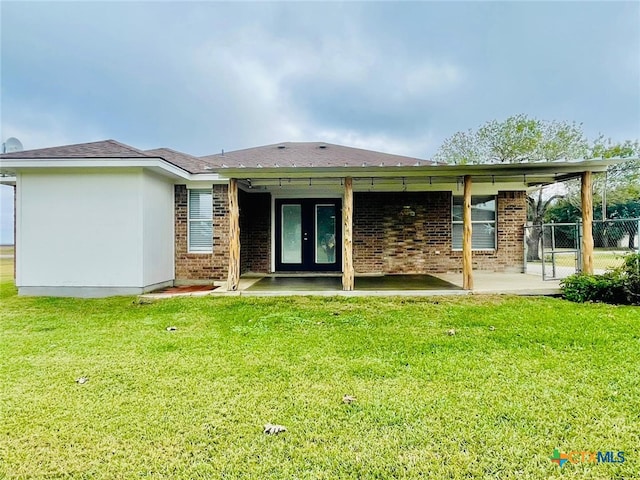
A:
[[281, 204, 302, 264], [275, 199, 341, 272], [315, 205, 337, 264]]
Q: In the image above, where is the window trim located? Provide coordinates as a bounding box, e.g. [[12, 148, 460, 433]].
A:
[[451, 195, 497, 251], [187, 188, 213, 254]]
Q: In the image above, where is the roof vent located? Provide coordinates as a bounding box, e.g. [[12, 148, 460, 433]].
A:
[[277, 145, 286, 149], [318, 144, 327, 149]]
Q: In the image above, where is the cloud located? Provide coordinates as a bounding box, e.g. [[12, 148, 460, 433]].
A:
[[1, 105, 106, 151], [1, 1, 638, 155], [403, 63, 464, 97], [312, 129, 438, 159]]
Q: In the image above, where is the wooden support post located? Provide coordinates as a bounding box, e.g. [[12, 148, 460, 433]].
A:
[[581, 171, 594, 274], [227, 178, 240, 291], [342, 176, 354, 291], [462, 175, 473, 290]]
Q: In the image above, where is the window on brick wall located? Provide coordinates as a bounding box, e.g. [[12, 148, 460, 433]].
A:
[[188, 189, 213, 253], [452, 195, 496, 250]]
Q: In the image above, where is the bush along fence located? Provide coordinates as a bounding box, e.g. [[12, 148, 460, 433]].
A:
[[524, 218, 640, 280], [561, 253, 640, 305]]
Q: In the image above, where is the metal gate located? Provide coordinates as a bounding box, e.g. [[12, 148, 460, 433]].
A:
[[524, 218, 640, 281], [540, 222, 581, 280]]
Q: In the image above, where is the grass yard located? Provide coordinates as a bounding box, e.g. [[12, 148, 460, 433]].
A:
[[531, 250, 633, 270], [0, 258, 13, 282], [1, 282, 639, 479]]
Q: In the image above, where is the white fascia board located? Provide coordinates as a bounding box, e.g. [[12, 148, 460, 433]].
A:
[[0, 157, 225, 183], [0, 176, 16, 185], [215, 158, 626, 180], [184, 177, 228, 186], [254, 181, 527, 195]]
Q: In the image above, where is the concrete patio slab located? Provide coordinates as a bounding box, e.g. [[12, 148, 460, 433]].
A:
[[432, 272, 562, 296], [246, 274, 462, 293], [143, 272, 562, 298]]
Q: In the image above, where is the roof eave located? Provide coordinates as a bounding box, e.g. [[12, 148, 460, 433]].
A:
[[210, 158, 624, 179], [0, 157, 223, 182]]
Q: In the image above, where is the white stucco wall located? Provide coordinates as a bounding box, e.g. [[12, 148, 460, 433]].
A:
[[15, 169, 174, 296], [142, 171, 175, 286]]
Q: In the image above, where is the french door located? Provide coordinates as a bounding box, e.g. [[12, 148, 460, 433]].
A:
[[275, 199, 342, 272]]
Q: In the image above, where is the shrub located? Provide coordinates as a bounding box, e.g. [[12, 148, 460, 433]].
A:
[[561, 272, 627, 304], [561, 253, 640, 305], [620, 253, 640, 305]]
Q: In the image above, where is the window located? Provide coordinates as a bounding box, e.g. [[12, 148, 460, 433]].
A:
[[452, 195, 496, 250], [188, 189, 213, 253]]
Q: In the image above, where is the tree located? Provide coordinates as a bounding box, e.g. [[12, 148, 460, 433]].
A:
[[434, 115, 589, 260], [526, 188, 565, 259], [433, 114, 588, 165], [589, 137, 639, 215], [548, 184, 640, 249], [432, 129, 484, 165], [562, 137, 639, 236]]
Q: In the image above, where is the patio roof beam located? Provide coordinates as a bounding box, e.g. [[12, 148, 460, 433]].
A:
[[239, 174, 584, 190], [216, 158, 624, 181]]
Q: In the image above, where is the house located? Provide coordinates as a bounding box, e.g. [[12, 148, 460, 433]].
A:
[[0, 139, 615, 297]]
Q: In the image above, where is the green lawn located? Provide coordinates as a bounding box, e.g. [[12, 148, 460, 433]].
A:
[[0, 257, 14, 282], [1, 282, 639, 479], [530, 250, 633, 270]]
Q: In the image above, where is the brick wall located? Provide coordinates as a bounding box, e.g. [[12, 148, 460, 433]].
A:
[[175, 187, 526, 280], [175, 184, 230, 281], [353, 191, 526, 274], [239, 191, 271, 273]]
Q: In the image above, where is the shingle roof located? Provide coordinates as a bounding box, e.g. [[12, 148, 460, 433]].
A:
[[0, 140, 214, 174], [0, 140, 439, 173], [144, 148, 212, 174], [0, 139, 151, 159], [200, 142, 437, 168]]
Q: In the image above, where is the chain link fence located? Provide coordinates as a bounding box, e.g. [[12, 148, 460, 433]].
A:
[[524, 218, 640, 280]]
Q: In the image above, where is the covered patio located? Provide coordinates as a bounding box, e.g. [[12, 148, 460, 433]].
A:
[[220, 272, 561, 297], [223, 157, 617, 293]]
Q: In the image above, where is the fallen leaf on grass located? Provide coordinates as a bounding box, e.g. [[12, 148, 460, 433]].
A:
[[342, 394, 357, 404], [76, 377, 89, 384], [264, 424, 287, 435]]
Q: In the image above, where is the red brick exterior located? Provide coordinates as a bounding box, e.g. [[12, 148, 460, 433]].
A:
[[174, 184, 230, 282], [353, 191, 526, 274], [239, 191, 271, 274], [174, 187, 526, 279]]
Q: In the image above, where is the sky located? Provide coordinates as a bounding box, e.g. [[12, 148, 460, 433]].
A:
[[1, 1, 639, 244]]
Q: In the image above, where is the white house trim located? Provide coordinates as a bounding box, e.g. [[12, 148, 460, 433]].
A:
[[0, 157, 225, 183]]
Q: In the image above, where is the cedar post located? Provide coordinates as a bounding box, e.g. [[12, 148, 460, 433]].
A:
[[342, 176, 354, 291], [581, 171, 594, 274], [462, 175, 473, 290], [227, 178, 240, 291]]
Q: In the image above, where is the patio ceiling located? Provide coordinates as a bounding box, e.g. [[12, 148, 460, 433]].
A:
[[217, 158, 627, 188], [221, 158, 632, 194]]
